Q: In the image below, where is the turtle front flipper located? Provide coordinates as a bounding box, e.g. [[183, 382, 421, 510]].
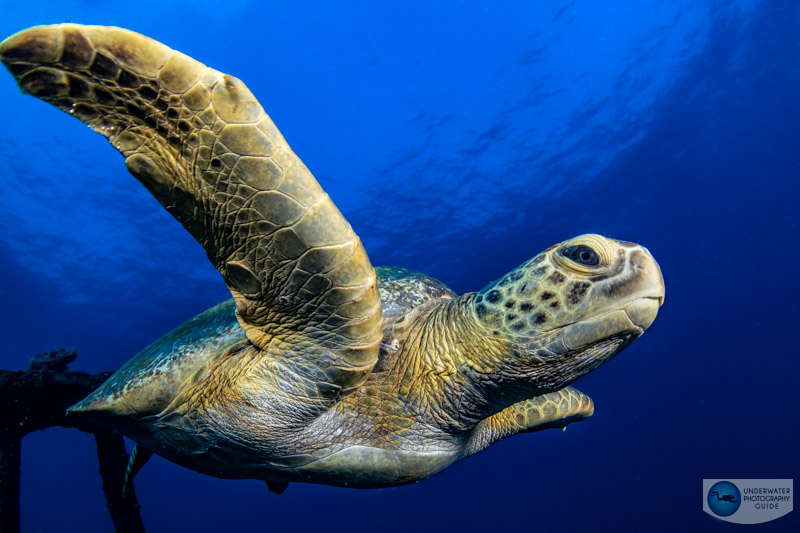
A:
[[462, 387, 594, 457], [0, 25, 383, 395]]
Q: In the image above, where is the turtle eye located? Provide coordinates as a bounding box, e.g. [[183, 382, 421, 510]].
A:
[[563, 245, 600, 267]]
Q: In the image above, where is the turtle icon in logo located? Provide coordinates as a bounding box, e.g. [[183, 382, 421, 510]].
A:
[[708, 481, 742, 517]]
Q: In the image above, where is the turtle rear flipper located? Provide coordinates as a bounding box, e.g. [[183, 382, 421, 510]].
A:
[[266, 480, 289, 495], [0, 25, 383, 395]]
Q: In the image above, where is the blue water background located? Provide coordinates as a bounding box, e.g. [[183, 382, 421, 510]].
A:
[[0, 1, 797, 531]]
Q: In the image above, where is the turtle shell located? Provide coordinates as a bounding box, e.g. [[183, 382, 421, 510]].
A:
[[69, 300, 245, 425], [69, 268, 453, 428]]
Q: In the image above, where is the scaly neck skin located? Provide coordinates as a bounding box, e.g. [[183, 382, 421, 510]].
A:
[[387, 293, 560, 434]]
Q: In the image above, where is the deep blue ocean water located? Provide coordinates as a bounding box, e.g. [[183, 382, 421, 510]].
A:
[[1, 1, 798, 531]]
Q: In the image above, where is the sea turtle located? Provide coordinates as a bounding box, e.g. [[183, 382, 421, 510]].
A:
[[0, 24, 665, 492]]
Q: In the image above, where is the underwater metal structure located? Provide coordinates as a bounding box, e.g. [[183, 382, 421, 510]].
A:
[[0, 349, 145, 533]]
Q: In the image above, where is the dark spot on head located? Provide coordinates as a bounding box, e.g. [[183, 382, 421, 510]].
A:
[[475, 294, 483, 304], [166, 107, 179, 120], [506, 314, 517, 321], [504, 300, 515, 309], [540, 291, 554, 300], [475, 303, 487, 317], [210, 158, 222, 169], [154, 98, 169, 111], [486, 290, 501, 303], [90, 52, 119, 79], [519, 303, 533, 312], [567, 282, 591, 305], [178, 120, 192, 133], [532, 312, 547, 325], [549, 300, 560, 310], [530, 266, 549, 278], [498, 276, 510, 287], [548, 271, 566, 284], [517, 282, 536, 295]]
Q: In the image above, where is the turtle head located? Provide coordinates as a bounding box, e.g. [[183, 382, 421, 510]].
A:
[[473, 234, 664, 391]]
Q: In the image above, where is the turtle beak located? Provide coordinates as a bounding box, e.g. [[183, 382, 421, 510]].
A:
[[624, 297, 661, 330], [623, 246, 665, 330]]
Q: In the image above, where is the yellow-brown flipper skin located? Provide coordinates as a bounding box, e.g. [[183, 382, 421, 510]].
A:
[[0, 24, 382, 394], [462, 387, 595, 457]]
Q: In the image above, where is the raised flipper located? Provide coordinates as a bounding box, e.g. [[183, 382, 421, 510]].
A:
[[122, 444, 153, 497], [462, 387, 594, 457], [0, 25, 383, 394]]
